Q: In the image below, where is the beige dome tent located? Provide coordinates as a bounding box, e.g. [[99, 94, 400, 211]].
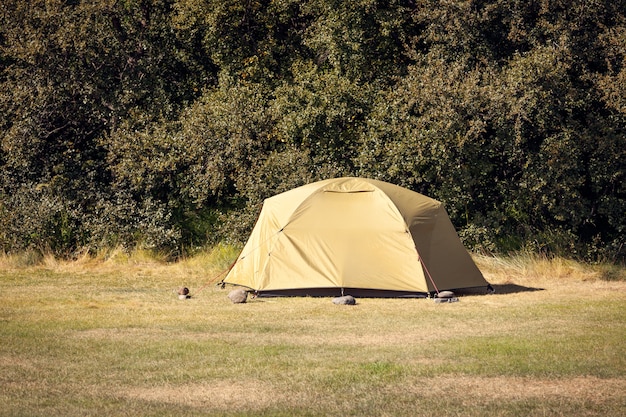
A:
[[222, 177, 489, 297]]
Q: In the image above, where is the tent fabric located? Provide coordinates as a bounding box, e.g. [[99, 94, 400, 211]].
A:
[[223, 177, 488, 296]]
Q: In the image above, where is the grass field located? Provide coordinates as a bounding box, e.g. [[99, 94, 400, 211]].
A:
[[1, 248, 625, 416]]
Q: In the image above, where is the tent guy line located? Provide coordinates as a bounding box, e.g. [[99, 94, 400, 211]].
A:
[[191, 230, 286, 297], [418, 255, 440, 295]]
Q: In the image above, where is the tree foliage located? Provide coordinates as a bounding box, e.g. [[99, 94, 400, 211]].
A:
[[1, 0, 624, 262]]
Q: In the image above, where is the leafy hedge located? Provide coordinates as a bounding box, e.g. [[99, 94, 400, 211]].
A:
[[1, 0, 624, 262]]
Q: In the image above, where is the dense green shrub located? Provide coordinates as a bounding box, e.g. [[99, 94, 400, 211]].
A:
[[1, 0, 624, 262]]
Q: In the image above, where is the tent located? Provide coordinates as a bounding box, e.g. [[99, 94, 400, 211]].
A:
[[221, 177, 489, 297]]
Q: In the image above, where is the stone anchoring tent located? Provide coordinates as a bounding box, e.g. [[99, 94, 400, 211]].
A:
[[222, 177, 489, 297]]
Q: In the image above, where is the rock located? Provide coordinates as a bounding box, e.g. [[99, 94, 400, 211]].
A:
[[332, 295, 356, 305], [436, 290, 455, 298], [434, 297, 459, 303], [228, 289, 248, 304]]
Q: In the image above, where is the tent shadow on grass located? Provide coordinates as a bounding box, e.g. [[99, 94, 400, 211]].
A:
[[493, 283, 545, 294], [458, 283, 545, 296], [235, 284, 545, 300]]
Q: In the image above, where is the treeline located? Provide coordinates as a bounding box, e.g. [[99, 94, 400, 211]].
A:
[[1, 0, 625, 262]]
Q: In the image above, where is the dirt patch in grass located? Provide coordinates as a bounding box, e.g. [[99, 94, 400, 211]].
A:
[[406, 376, 626, 402], [116, 376, 625, 412], [119, 379, 286, 410]]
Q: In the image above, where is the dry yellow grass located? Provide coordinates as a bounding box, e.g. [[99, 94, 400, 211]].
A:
[[1, 249, 625, 416]]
